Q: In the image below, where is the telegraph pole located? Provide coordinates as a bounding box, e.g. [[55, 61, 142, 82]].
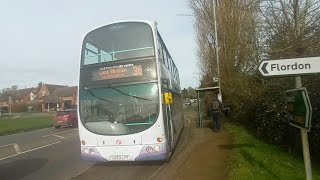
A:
[[212, 0, 222, 102]]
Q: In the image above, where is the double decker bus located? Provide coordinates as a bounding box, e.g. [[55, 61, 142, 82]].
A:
[[78, 20, 184, 161]]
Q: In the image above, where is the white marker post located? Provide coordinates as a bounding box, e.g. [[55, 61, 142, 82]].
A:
[[8, 96, 12, 117]]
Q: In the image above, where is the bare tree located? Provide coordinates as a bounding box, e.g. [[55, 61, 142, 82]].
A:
[[260, 0, 320, 58], [190, 0, 262, 113]]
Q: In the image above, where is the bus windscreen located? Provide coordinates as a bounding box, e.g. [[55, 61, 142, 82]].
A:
[[79, 83, 159, 135]]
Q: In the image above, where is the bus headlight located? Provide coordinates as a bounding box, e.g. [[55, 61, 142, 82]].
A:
[[146, 146, 154, 153], [89, 148, 95, 155], [83, 148, 89, 154], [154, 145, 160, 152], [81, 140, 86, 145]]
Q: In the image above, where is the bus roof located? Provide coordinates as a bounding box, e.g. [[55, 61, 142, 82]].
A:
[[80, 20, 158, 52], [82, 20, 156, 37]]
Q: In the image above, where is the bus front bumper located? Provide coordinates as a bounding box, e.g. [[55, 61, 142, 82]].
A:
[[81, 143, 168, 162]]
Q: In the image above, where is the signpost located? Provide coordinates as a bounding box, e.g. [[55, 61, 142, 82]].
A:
[[258, 56, 319, 180], [258, 56, 320, 77], [285, 88, 312, 131]]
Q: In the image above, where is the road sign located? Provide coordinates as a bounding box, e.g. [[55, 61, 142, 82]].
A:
[[258, 56, 320, 77], [8, 97, 12, 105], [285, 88, 312, 131]]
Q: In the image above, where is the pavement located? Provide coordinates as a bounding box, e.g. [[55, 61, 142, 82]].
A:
[[173, 122, 232, 180], [152, 107, 232, 180], [0, 104, 233, 180]]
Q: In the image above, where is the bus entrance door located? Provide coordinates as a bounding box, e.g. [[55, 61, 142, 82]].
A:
[[163, 92, 174, 152]]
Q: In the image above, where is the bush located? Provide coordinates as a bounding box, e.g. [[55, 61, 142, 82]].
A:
[[11, 103, 27, 113], [304, 76, 320, 160], [26, 102, 42, 112], [231, 75, 320, 161], [9, 101, 42, 113]]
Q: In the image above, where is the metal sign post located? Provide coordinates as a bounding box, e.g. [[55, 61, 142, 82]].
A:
[[285, 86, 313, 179], [295, 78, 312, 180]]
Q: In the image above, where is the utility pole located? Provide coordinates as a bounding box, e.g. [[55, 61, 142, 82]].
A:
[[294, 0, 312, 179], [212, 0, 222, 102]]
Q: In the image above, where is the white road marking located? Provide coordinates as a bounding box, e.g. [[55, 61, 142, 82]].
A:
[[52, 134, 65, 139], [42, 129, 77, 138], [22, 141, 61, 154], [0, 143, 14, 148], [0, 141, 61, 161], [72, 166, 91, 178], [13, 143, 21, 154], [0, 143, 21, 154]]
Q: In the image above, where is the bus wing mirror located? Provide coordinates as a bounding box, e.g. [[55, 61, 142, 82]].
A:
[[161, 78, 170, 87], [163, 92, 173, 105]]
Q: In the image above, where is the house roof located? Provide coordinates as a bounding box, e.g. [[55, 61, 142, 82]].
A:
[[42, 95, 60, 103], [15, 88, 37, 100], [0, 87, 36, 101], [42, 86, 78, 103], [44, 84, 67, 93], [0, 93, 12, 101], [52, 86, 77, 97]]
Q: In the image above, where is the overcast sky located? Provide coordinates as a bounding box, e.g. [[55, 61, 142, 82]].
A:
[[0, 0, 198, 90]]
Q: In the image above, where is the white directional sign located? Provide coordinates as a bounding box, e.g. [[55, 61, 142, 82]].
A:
[[258, 56, 320, 77]]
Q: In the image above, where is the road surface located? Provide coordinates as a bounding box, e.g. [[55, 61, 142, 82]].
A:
[[0, 126, 191, 180], [0, 104, 195, 180], [0, 127, 93, 180]]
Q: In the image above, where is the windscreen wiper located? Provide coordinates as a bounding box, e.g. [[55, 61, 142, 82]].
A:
[[110, 87, 154, 101], [85, 87, 114, 103]]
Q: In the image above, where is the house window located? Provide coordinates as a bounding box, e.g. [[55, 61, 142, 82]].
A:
[[30, 93, 34, 101], [43, 91, 46, 96]]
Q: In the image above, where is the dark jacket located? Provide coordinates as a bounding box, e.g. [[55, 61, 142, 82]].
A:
[[211, 100, 223, 118]]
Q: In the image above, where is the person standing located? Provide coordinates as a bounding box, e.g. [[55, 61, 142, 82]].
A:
[[212, 97, 223, 132]]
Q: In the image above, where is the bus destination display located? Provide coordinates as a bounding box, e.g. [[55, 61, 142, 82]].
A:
[[95, 64, 143, 80]]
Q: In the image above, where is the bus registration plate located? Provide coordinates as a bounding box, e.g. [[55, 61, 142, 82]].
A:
[[110, 155, 130, 161]]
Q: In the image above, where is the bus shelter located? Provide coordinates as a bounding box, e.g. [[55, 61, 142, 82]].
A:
[[196, 86, 220, 128]]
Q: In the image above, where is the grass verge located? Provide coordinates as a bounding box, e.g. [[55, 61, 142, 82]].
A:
[[225, 122, 320, 180], [0, 116, 53, 135]]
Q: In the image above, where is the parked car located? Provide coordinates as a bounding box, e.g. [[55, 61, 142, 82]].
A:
[[53, 109, 78, 128], [0, 107, 8, 113], [184, 101, 192, 106]]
